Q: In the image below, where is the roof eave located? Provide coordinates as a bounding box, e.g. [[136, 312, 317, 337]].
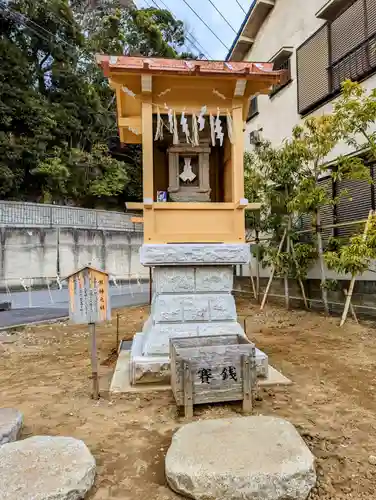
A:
[[96, 55, 282, 82], [227, 0, 275, 61], [316, 0, 355, 20]]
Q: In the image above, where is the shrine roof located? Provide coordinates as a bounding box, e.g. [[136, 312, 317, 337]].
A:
[[96, 55, 282, 81]]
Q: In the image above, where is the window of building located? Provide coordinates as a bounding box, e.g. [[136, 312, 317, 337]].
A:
[[269, 48, 293, 97], [247, 96, 259, 121], [297, 0, 376, 115]]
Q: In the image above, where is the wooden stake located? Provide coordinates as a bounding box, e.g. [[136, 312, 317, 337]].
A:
[[242, 349, 257, 413], [249, 262, 257, 299], [116, 313, 120, 350], [183, 361, 193, 419], [255, 231, 260, 303], [290, 240, 309, 309], [149, 267, 153, 305], [343, 288, 359, 324], [242, 355, 252, 413], [89, 323, 99, 400], [315, 211, 329, 315], [260, 229, 287, 310], [340, 210, 374, 327], [284, 216, 291, 309]]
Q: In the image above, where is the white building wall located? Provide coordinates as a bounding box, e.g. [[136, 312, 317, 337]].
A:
[[244, 0, 376, 161], [240, 0, 376, 281]]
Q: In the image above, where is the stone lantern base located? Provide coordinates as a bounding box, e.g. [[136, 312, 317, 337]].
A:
[[130, 243, 268, 384]]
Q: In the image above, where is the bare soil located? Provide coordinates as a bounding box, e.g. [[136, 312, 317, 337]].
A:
[[1, 298, 376, 499]]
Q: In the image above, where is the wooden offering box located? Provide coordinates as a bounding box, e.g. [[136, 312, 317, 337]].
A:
[[170, 335, 257, 418]]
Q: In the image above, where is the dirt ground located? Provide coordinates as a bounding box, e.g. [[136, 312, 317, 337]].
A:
[[1, 297, 376, 500]]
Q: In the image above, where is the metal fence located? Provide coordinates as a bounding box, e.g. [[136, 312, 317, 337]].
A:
[[0, 200, 143, 232]]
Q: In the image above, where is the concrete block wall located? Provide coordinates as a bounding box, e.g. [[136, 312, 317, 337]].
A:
[[0, 227, 145, 290]]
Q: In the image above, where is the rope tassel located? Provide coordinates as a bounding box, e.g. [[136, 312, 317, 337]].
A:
[[192, 113, 200, 146]]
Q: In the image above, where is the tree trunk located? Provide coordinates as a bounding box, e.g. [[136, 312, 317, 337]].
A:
[[261, 229, 287, 310], [291, 240, 309, 309], [315, 210, 329, 315], [284, 216, 291, 309], [340, 210, 373, 326], [255, 230, 260, 303]]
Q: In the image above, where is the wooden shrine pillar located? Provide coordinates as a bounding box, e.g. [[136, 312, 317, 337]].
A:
[[141, 75, 154, 203], [232, 101, 246, 240], [231, 101, 245, 204]]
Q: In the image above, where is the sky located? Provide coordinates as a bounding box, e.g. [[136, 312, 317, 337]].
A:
[[134, 0, 252, 60]]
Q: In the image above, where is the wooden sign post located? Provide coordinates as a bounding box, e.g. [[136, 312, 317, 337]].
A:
[[66, 266, 111, 399]]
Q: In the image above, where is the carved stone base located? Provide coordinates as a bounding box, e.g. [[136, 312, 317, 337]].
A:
[[130, 244, 268, 385]]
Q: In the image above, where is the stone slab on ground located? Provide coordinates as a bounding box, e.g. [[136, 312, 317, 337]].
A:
[[0, 435, 96, 500], [165, 416, 316, 500], [110, 350, 291, 394], [0, 409, 23, 446]]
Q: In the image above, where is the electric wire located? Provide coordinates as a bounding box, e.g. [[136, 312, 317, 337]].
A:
[[178, 0, 230, 51], [205, 0, 237, 35], [148, 0, 212, 59], [146, 0, 200, 57], [157, 0, 212, 58], [235, 0, 247, 15]]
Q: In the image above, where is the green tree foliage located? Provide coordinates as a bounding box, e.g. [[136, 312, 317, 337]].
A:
[[244, 103, 372, 311], [325, 217, 376, 277], [244, 140, 317, 282], [324, 82, 376, 280], [333, 80, 376, 157], [0, 0, 192, 206]]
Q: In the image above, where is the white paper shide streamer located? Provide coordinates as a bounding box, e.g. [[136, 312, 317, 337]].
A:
[[215, 109, 224, 146], [154, 107, 163, 141], [226, 110, 234, 144], [209, 113, 216, 146], [168, 109, 174, 133], [198, 106, 207, 131], [173, 110, 179, 145]]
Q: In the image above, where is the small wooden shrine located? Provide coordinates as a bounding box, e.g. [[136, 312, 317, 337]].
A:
[[97, 56, 284, 387], [97, 56, 283, 244]]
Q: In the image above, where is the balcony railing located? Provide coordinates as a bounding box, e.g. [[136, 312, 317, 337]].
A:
[[330, 33, 376, 92], [270, 58, 292, 97], [298, 0, 376, 115]]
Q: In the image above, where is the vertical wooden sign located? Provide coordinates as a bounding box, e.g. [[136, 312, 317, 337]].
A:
[[66, 266, 111, 399]]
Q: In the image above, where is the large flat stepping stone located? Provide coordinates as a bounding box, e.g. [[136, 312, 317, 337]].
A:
[[166, 416, 316, 500], [0, 409, 23, 445], [0, 436, 96, 500]]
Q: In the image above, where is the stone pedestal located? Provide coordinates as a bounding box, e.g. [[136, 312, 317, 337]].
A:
[[130, 244, 268, 384]]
